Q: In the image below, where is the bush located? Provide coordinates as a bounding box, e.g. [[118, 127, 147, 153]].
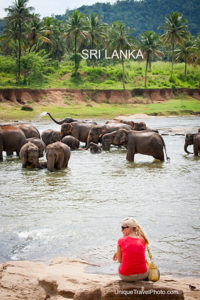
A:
[[0, 55, 16, 73]]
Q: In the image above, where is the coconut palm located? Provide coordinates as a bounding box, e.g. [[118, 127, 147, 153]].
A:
[[86, 13, 106, 67], [189, 34, 200, 87], [160, 12, 189, 81], [175, 36, 193, 77], [27, 14, 52, 53], [4, 0, 34, 83], [64, 10, 87, 76], [139, 31, 163, 87], [108, 22, 133, 89]]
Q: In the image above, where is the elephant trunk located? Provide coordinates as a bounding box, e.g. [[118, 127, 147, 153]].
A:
[[47, 156, 55, 172], [47, 112, 63, 124], [102, 137, 111, 151], [86, 134, 92, 150], [184, 143, 192, 154]]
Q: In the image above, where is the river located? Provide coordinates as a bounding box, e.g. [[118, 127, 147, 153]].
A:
[[0, 116, 199, 278]]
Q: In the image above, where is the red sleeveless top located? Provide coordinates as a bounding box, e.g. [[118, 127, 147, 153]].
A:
[[118, 236, 147, 276]]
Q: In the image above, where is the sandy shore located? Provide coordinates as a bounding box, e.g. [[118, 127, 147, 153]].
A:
[[0, 257, 199, 299]]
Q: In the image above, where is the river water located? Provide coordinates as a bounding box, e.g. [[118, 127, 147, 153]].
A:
[[0, 116, 200, 278]]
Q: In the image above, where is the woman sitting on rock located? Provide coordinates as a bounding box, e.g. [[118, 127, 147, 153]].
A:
[[113, 217, 149, 281]]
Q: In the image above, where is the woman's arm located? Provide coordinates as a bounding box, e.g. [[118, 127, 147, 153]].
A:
[[113, 246, 122, 262], [117, 245, 122, 263]]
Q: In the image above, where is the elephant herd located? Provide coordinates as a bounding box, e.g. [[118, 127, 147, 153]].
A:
[[0, 112, 200, 172]]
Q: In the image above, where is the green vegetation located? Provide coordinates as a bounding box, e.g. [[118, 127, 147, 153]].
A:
[[0, 96, 199, 121], [0, 59, 199, 89], [57, 0, 200, 36], [0, 0, 199, 90]]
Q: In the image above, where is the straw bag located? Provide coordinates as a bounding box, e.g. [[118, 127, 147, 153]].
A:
[[146, 245, 160, 282]]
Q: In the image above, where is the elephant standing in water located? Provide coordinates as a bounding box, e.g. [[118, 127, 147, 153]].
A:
[[102, 129, 169, 162], [61, 136, 80, 150], [19, 142, 41, 168], [26, 138, 46, 157], [184, 132, 200, 156], [46, 141, 71, 172], [41, 129, 61, 146], [61, 122, 95, 146], [86, 123, 132, 149], [0, 125, 27, 160]]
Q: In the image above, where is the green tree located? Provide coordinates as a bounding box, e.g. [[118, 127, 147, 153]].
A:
[[189, 34, 200, 86], [27, 14, 52, 53], [4, 0, 34, 83], [175, 36, 193, 77], [139, 31, 163, 87], [108, 22, 133, 89], [86, 13, 106, 67], [160, 12, 189, 81], [64, 10, 87, 76]]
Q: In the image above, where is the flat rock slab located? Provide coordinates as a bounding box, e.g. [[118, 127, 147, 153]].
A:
[[0, 258, 200, 300]]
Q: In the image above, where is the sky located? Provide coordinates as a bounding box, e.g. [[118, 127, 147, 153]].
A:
[[0, 0, 116, 18]]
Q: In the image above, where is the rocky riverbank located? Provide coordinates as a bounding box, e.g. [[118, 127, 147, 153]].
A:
[[0, 258, 199, 300]]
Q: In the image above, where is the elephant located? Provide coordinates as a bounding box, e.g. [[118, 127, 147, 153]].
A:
[[184, 133, 200, 156], [86, 123, 133, 149], [46, 112, 97, 125], [105, 119, 157, 132], [41, 129, 61, 146], [102, 129, 169, 162], [61, 136, 80, 150], [26, 138, 46, 157], [61, 122, 95, 146], [17, 124, 40, 138], [106, 119, 135, 128], [89, 142, 102, 153], [19, 142, 41, 168], [0, 125, 27, 160], [46, 141, 71, 172]]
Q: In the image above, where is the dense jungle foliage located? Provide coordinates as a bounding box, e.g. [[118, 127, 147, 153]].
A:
[[56, 0, 200, 36], [0, 0, 199, 89]]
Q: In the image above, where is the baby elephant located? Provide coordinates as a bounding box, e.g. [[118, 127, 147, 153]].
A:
[[89, 142, 102, 153], [26, 138, 46, 157], [20, 142, 41, 168], [61, 136, 80, 150], [46, 141, 71, 172]]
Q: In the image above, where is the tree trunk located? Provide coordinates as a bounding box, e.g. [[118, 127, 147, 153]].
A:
[[92, 36, 94, 68], [145, 56, 149, 88], [74, 34, 77, 76], [170, 41, 174, 81], [149, 57, 151, 71], [122, 57, 125, 89], [17, 20, 22, 84], [185, 61, 187, 77]]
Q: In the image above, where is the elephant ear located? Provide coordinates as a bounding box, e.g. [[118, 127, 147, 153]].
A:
[[98, 127, 107, 138], [120, 130, 128, 143], [68, 123, 73, 133]]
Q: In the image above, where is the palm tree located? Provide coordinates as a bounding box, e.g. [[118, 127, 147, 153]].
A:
[[175, 36, 193, 77], [4, 0, 34, 83], [189, 34, 200, 87], [139, 31, 163, 87], [86, 13, 106, 67], [64, 10, 87, 76], [160, 12, 189, 81], [27, 14, 52, 53], [108, 22, 133, 89]]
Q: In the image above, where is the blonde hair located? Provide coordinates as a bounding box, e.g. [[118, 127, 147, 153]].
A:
[[123, 217, 149, 245]]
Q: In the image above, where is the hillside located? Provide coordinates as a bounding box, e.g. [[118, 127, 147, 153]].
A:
[[56, 0, 200, 36]]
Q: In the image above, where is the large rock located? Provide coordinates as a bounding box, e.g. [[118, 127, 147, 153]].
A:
[[0, 258, 199, 300]]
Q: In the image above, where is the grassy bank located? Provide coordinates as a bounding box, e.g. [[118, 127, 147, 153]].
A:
[[0, 59, 200, 90], [0, 95, 199, 121]]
